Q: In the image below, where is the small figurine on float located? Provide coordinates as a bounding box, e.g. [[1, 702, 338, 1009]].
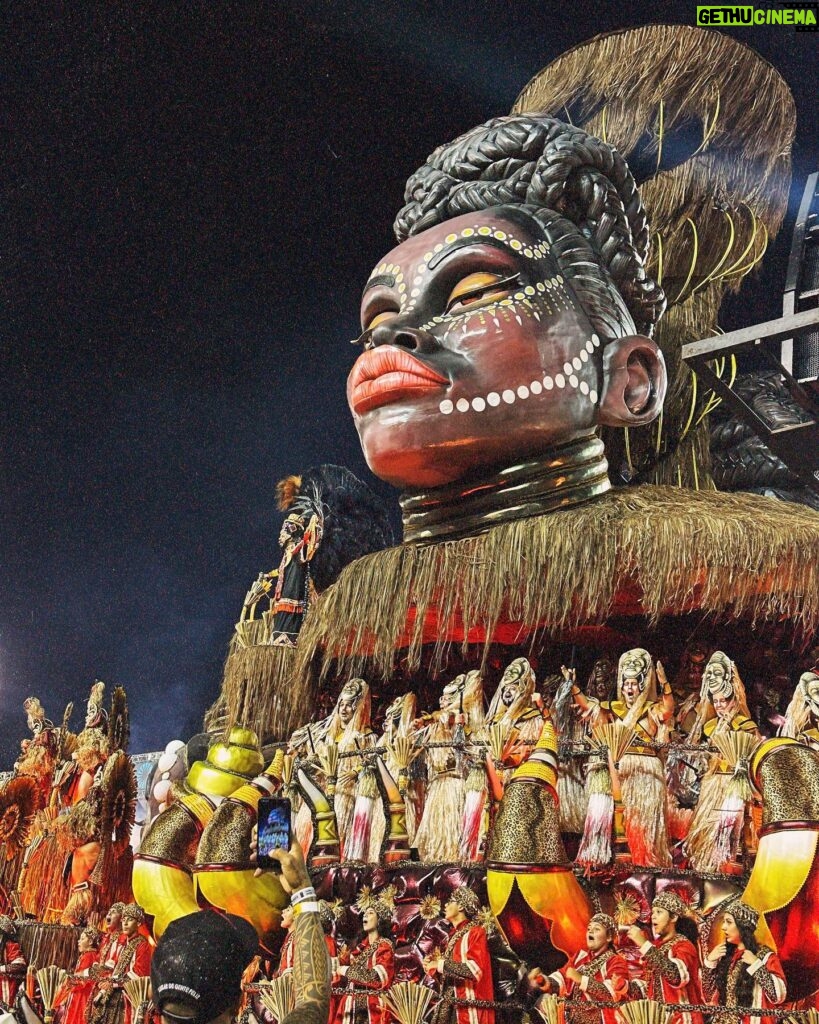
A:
[[423, 887, 494, 1024], [626, 892, 703, 1024], [17, 696, 58, 782], [53, 926, 101, 1024], [88, 904, 151, 1024], [779, 669, 819, 748], [334, 892, 395, 1024], [571, 649, 674, 867], [413, 671, 485, 863], [684, 653, 761, 874], [0, 915, 26, 1007], [264, 477, 323, 647], [527, 912, 629, 1024], [700, 901, 786, 1024]]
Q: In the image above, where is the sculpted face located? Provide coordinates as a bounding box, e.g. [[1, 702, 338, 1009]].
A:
[[440, 675, 466, 711], [349, 208, 652, 490], [499, 659, 528, 706], [801, 672, 819, 717]]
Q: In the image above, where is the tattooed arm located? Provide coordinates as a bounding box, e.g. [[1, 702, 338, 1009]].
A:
[[282, 910, 330, 1024], [252, 835, 331, 1024]]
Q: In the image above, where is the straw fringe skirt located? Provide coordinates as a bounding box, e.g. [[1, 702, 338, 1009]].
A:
[[414, 773, 465, 862], [620, 753, 672, 867]]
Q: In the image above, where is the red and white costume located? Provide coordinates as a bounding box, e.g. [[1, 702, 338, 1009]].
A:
[[334, 936, 395, 1024], [542, 947, 629, 1024], [635, 935, 703, 1024], [89, 935, 152, 1024], [702, 945, 786, 1024], [431, 921, 494, 1024], [0, 935, 26, 1007], [54, 949, 98, 1024]]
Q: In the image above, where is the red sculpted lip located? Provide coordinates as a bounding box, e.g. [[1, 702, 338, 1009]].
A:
[[348, 346, 449, 415]]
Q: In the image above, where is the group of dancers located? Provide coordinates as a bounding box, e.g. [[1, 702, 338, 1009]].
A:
[[284, 648, 819, 876]]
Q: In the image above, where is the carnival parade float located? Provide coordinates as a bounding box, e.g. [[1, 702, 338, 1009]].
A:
[[3, 21, 819, 1024]]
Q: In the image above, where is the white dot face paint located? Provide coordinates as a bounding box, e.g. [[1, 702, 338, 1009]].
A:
[[502, 389, 516, 404], [471, 396, 486, 412], [456, 398, 470, 413], [440, 399, 454, 414], [517, 384, 529, 400], [563, 362, 573, 376], [590, 389, 598, 403], [487, 392, 501, 407], [591, 334, 600, 347], [569, 374, 579, 388], [530, 380, 543, 395], [543, 376, 554, 390], [580, 349, 589, 362], [555, 374, 565, 388], [579, 381, 589, 395], [585, 340, 594, 353], [572, 357, 582, 370]]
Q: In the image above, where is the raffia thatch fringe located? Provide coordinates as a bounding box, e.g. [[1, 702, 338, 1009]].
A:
[[221, 643, 299, 741], [294, 487, 819, 691]]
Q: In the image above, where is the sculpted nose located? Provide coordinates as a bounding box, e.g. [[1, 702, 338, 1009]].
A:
[[370, 320, 440, 354]]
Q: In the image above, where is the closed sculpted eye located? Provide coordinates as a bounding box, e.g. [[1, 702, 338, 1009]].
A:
[[445, 271, 519, 314], [364, 309, 399, 331]]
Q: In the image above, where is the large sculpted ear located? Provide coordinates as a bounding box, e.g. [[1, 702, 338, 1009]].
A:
[[598, 335, 667, 426]]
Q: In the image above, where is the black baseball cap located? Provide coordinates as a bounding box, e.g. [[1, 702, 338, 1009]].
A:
[[151, 910, 259, 1024]]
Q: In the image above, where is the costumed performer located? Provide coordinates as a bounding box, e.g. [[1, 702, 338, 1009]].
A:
[[53, 926, 100, 1024], [528, 913, 629, 1024], [572, 649, 674, 866], [334, 894, 395, 1024], [779, 670, 819, 749], [484, 658, 544, 782], [414, 671, 485, 863], [684, 652, 761, 874], [701, 901, 786, 1024], [424, 887, 494, 1024], [0, 916, 26, 1008], [554, 663, 610, 835], [367, 692, 422, 863], [88, 904, 151, 1024], [626, 892, 702, 1024], [323, 679, 376, 859]]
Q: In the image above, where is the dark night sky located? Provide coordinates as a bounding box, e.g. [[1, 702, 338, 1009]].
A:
[[2, 3, 817, 763]]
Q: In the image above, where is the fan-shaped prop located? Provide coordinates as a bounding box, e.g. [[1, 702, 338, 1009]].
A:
[[709, 730, 757, 767], [36, 966, 67, 1023], [0, 778, 42, 859], [383, 981, 434, 1024], [591, 721, 634, 763], [618, 999, 668, 1024], [108, 686, 130, 754], [258, 976, 294, 1022], [123, 978, 152, 1015], [101, 751, 137, 854]]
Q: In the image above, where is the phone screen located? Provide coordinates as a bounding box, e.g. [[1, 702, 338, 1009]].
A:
[[257, 797, 292, 870]]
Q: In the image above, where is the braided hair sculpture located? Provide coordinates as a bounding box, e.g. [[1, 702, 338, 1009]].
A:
[[395, 114, 666, 353]]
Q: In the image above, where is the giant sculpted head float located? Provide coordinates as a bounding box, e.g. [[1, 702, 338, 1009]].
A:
[[348, 115, 666, 541]]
